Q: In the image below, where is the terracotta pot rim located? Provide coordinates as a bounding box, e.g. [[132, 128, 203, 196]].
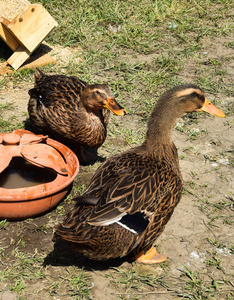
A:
[[0, 131, 79, 202]]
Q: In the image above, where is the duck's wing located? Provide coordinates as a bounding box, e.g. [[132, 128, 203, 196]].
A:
[[74, 151, 181, 231], [29, 74, 87, 107]]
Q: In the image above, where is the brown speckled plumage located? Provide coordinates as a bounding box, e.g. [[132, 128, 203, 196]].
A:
[[28, 68, 127, 162], [53, 84, 224, 261]]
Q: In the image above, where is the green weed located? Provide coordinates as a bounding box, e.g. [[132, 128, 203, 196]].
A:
[[179, 265, 218, 299], [0, 219, 9, 229]]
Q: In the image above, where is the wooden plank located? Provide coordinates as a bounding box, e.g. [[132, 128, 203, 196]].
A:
[[0, 0, 30, 23], [0, 53, 56, 75], [0, 19, 20, 51], [19, 53, 56, 70], [7, 3, 58, 53], [7, 45, 30, 70], [0, 16, 10, 26]]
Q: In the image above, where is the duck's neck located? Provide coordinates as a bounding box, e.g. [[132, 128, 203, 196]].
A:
[[145, 101, 181, 155], [79, 100, 104, 122], [86, 107, 108, 127]]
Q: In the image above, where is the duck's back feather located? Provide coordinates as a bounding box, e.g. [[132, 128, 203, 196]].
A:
[[29, 74, 87, 108], [82, 148, 182, 226], [55, 145, 183, 259]]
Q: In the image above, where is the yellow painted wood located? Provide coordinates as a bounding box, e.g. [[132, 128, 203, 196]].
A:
[[7, 3, 58, 52], [7, 45, 30, 70], [0, 18, 20, 51], [0, 3, 57, 70], [19, 53, 56, 70]]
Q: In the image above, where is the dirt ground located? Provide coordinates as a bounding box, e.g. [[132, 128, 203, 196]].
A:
[[0, 38, 233, 299]]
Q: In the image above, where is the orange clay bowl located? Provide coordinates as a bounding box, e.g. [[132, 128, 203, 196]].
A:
[[0, 129, 79, 220]]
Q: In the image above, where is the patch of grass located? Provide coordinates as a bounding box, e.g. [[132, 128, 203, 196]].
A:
[[213, 198, 233, 211], [0, 117, 24, 133], [229, 245, 234, 255], [206, 252, 223, 270], [206, 238, 227, 250], [225, 41, 234, 48], [0, 248, 92, 299], [31, 0, 233, 51], [66, 182, 87, 202], [0, 219, 9, 229], [179, 265, 218, 299], [188, 128, 201, 141], [0, 103, 25, 132], [54, 202, 68, 216], [33, 224, 49, 234], [0, 102, 15, 111], [107, 266, 164, 298], [46, 268, 92, 299], [0, 251, 45, 293], [197, 195, 233, 228]]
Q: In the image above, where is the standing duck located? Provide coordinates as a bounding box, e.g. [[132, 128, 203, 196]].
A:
[[28, 68, 127, 163], [53, 84, 225, 263]]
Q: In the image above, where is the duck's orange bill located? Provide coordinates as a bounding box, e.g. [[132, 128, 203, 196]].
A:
[[104, 97, 127, 116], [200, 98, 225, 117]]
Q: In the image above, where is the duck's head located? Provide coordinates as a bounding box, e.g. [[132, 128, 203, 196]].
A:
[[152, 84, 225, 121], [82, 84, 127, 116], [147, 84, 225, 145], [173, 84, 224, 117]]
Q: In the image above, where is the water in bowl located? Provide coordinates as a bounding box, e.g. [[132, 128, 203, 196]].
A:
[[0, 157, 57, 189]]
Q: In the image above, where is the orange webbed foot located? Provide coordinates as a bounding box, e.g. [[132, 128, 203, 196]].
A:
[[135, 247, 167, 264]]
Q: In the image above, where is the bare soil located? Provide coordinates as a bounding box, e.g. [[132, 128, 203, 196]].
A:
[[0, 37, 233, 300]]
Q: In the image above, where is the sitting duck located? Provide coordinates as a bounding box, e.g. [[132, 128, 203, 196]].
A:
[[28, 68, 127, 162], [53, 84, 224, 263]]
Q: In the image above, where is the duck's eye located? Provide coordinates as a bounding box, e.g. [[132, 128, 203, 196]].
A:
[[194, 92, 205, 102], [95, 91, 102, 96]]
